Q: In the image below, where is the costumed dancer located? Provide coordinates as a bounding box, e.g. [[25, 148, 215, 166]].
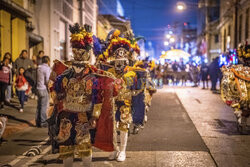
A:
[[129, 58, 157, 133], [48, 23, 119, 167], [221, 43, 250, 134], [97, 30, 137, 162]]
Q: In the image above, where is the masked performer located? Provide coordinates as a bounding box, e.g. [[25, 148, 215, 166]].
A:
[[130, 59, 157, 134], [221, 43, 250, 134], [48, 23, 118, 167], [96, 30, 138, 162]]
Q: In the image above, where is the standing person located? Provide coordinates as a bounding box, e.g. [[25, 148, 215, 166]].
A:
[[14, 50, 34, 102], [15, 67, 28, 112], [190, 63, 199, 87], [13, 50, 34, 74], [36, 56, 51, 128], [209, 57, 220, 91], [0, 58, 11, 108], [37, 50, 44, 66], [200, 62, 209, 89], [3, 53, 13, 103]]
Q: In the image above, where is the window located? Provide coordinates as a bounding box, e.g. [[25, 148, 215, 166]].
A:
[[63, 1, 73, 20], [214, 34, 219, 43], [239, 14, 242, 42], [59, 20, 67, 60], [246, 8, 249, 39]]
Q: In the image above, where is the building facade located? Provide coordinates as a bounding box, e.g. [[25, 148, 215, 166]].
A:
[[0, 0, 98, 62], [197, 0, 220, 62], [218, 0, 249, 53]]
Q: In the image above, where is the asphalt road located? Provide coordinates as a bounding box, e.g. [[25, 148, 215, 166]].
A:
[[127, 89, 208, 152]]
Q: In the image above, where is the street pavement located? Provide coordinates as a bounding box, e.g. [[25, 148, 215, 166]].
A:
[[0, 86, 249, 166], [175, 86, 250, 167]]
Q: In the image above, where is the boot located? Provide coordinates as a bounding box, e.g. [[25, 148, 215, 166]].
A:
[[117, 131, 128, 162]]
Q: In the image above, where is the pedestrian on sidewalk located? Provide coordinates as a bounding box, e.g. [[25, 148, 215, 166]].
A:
[[200, 62, 209, 89], [3, 52, 13, 103], [208, 57, 220, 91], [36, 56, 51, 128], [13, 50, 34, 102], [0, 58, 11, 109], [15, 67, 28, 112]]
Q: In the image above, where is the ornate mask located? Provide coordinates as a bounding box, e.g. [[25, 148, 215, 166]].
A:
[[113, 59, 129, 74], [72, 48, 90, 61]]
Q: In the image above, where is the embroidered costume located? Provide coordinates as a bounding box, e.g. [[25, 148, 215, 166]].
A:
[[48, 23, 118, 166], [95, 29, 156, 161], [221, 43, 250, 134]]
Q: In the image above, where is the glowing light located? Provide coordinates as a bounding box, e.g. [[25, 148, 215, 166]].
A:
[[164, 41, 169, 46], [166, 34, 171, 39], [169, 31, 173, 34], [161, 51, 166, 55], [177, 4, 184, 10], [170, 37, 175, 43], [146, 52, 149, 56], [176, 2, 187, 11]]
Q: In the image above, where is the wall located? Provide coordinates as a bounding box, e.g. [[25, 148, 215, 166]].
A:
[[0, 10, 11, 60]]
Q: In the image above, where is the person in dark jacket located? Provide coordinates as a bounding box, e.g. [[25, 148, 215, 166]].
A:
[[13, 50, 34, 75], [208, 57, 220, 91], [200, 62, 209, 89]]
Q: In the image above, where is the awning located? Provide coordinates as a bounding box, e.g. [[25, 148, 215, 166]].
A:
[[28, 32, 43, 47]]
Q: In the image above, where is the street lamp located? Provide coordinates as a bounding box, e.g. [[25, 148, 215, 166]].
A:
[[176, 1, 186, 11]]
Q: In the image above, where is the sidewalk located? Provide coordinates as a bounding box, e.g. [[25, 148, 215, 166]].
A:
[[0, 97, 37, 138], [174, 86, 250, 167]]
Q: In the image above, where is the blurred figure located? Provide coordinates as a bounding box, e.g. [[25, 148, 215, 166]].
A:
[[0, 58, 11, 108], [179, 60, 187, 86], [15, 67, 28, 112], [3, 53, 13, 103], [155, 65, 163, 87], [172, 61, 179, 85], [36, 56, 51, 128], [200, 62, 209, 89], [37, 50, 44, 65], [190, 63, 199, 87], [209, 57, 220, 91]]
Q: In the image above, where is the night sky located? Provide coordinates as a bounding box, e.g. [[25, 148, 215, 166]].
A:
[[121, 0, 198, 49]]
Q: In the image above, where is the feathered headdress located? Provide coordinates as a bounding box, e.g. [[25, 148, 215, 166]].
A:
[[69, 23, 93, 51], [98, 30, 133, 62], [237, 42, 250, 58]]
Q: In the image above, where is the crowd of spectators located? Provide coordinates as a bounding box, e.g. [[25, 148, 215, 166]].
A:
[[152, 58, 222, 91], [0, 50, 50, 128]]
